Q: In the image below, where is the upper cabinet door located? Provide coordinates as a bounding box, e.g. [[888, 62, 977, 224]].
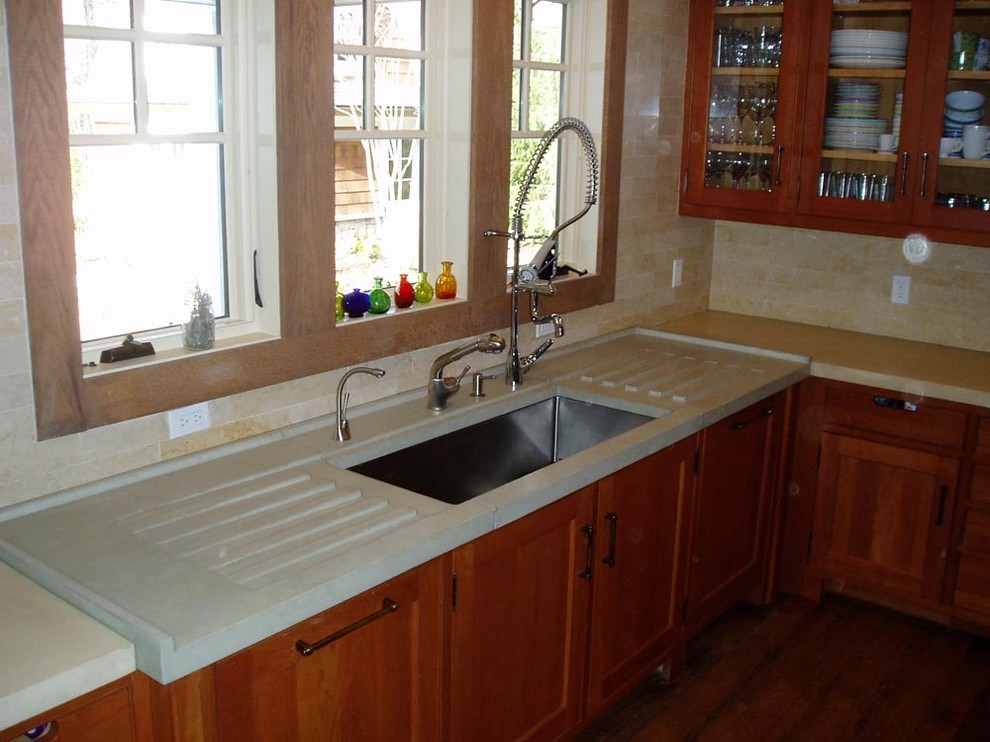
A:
[[681, 1, 808, 215], [912, 0, 990, 232], [797, 1, 933, 224]]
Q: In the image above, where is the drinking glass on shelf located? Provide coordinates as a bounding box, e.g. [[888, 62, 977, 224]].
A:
[[736, 88, 752, 144], [706, 150, 730, 188], [728, 151, 754, 188], [749, 81, 776, 145]]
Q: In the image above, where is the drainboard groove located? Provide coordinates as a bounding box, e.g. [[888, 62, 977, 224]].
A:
[[222, 507, 419, 591], [118, 471, 322, 532], [158, 487, 365, 553], [193, 497, 395, 573]]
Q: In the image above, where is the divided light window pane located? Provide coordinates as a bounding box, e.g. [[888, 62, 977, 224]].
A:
[[510, 0, 566, 268], [333, 0, 425, 294], [63, 0, 229, 344]]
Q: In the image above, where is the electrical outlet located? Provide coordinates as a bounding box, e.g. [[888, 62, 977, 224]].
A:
[[535, 321, 554, 338], [167, 402, 211, 439], [891, 275, 911, 305], [672, 259, 683, 288]]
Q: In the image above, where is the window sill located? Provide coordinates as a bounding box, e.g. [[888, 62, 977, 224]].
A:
[[82, 332, 278, 379]]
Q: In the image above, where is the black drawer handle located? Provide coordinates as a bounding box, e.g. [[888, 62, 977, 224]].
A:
[[731, 407, 772, 431], [296, 598, 399, 656], [579, 524, 595, 581], [873, 395, 918, 412], [936, 485, 948, 527], [602, 512, 618, 567]]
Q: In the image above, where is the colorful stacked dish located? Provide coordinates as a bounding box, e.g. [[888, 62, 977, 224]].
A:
[[830, 29, 908, 69], [824, 117, 888, 150], [944, 89, 985, 137], [832, 81, 880, 118]]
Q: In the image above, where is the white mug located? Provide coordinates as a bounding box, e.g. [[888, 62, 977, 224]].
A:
[[962, 124, 990, 159], [940, 136, 962, 157], [877, 134, 894, 152]]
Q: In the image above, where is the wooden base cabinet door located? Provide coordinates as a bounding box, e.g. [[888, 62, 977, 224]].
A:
[[684, 392, 787, 638], [814, 433, 959, 603], [214, 560, 444, 742], [585, 438, 695, 716], [448, 489, 594, 742]]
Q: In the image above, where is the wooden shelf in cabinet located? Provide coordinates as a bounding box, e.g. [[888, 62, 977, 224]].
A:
[[948, 71, 990, 81], [714, 6, 783, 17], [832, 1, 912, 12], [827, 68, 906, 79], [956, 1, 990, 11], [939, 157, 990, 169], [822, 149, 897, 162], [712, 67, 781, 78], [707, 143, 774, 155]]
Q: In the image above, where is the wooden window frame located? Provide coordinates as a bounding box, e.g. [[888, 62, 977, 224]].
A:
[[9, 0, 627, 440]]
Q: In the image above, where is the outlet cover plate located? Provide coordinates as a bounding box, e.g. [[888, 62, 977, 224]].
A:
[[891, 275, 910, 305], [672, 259, 683, 288], [167, 402, 211, 439]]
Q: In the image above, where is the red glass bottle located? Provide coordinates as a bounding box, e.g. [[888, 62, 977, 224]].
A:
[[394, 273, 415, 308]]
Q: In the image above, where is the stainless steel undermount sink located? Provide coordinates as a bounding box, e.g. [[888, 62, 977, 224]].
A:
[[348, 395, 655, 504]]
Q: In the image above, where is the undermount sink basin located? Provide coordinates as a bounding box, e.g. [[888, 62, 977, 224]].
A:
[[348, 396, 655, 504]]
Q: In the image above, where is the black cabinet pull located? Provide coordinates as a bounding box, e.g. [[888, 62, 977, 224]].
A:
[[731, 407, 773, 431], [295, 598, 399, 656], [873, 395, 918, 412], [919, 152, 930, 198], [899, 151, 910, 197], [775, 145, 785, 186], [579, 524, 595, 580], [936, 485, 948, 527], [602, 512, 618, 567]]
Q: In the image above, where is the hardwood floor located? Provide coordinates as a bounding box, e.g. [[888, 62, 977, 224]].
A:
[[576, 596, 990, 741]]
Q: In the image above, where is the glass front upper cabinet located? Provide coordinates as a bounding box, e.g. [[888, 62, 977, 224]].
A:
[[682, 1, 804, 214], [798, 1, 930, 223], [915, 0, 990, 232]]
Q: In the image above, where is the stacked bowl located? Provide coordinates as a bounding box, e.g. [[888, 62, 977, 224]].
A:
[[830, 29, 908, 69], [944, 89, 985, 138]]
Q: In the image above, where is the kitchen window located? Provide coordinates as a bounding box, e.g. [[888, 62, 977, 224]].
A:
[[333, 0, 471, 297], [510, 0, 605, 275], [65, 0, 279, 361]]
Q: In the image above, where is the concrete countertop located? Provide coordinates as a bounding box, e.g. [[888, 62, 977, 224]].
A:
[[0, 562, 135, 733], [655, 311, 990, 409], [1, 316, 987, 717], [0, 329, 808, 686]]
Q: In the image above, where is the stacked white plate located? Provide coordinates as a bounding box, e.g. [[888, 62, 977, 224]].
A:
[[832, 81, 880, 118], [830, 29, 908, 69], [824, 117, 888, 150]]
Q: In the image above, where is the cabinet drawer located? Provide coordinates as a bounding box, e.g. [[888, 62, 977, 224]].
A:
[[961, 506, 990, 554], [823, 386, 968, 450], [978, 417, 990, 458]]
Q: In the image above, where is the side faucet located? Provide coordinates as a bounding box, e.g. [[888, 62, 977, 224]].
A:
[[428, 334, 506, 410], [335, 366, 386, 442]]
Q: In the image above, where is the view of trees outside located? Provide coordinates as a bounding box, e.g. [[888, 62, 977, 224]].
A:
[[64, 0, 228, 342], [333, 0, 424, 292]]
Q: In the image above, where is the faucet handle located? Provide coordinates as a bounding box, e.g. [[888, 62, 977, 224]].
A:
[[449, 365, 471, 385]]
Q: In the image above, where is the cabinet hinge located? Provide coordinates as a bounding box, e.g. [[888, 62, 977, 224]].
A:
[[451, 571, 458, 613]]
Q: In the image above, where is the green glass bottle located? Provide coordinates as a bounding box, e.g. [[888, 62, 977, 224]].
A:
[[414, 271, 434, 303], [369, 276, 391, 314], [334, 281, 344, 320]]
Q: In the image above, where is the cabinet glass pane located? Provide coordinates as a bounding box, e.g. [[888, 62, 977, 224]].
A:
[[817, 4, 911, 204], [933, 4, 990, 213], [704, 1, 783, 192]]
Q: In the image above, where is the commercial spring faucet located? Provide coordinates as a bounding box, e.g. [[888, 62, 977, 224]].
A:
[[428, 334, 506, 410], [485, 117, 600, 388], [335, 366, 386, 442]]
